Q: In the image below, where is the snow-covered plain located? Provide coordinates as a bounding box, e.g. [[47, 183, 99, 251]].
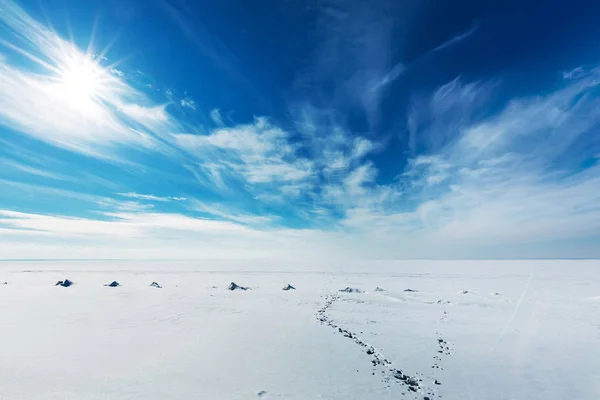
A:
[[0, 260, 598, 400]]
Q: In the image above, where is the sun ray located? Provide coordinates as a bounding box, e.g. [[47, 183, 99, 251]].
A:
[[85, 14, 101, 56], [95, 29, 125, 64]]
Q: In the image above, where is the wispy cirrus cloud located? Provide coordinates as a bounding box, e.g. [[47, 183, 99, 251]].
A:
[[0, 158, 69, 181], [298, 0, 403, 130], [431, 24, 478, 53], [109, 67, 124, 77], [191, 200, 275, 225], [181, 98, 196, 110], [210, 109, 224, 126], [562, 66, 584, 80], [0, 206, 342, 260], [328, 67, 600, 254], [116, 192, 187, 202], [174, 117, 315, 193]]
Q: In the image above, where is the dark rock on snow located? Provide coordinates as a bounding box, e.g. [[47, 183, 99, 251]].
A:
[[105, 281, 120, 287], [150, 282, 162, 288], [404, 288, 419, 292], [282, 284, 296, 290], [339, 287, 363, 293], [55, 279, 73, 287], [374, 287, 385, 292], [227, 282, 248, 291]]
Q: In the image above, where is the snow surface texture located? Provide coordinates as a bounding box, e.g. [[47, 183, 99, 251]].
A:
[[0, 260, 599, 400]]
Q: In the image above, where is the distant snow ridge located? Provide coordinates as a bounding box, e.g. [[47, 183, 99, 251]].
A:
[[339, 287, 363, 293], [104, 281, 120, 287], [282, 284, 296, 290], [55, 279, 73, 287], [150, 282, 162, 288], [227, 282, 248, 291]]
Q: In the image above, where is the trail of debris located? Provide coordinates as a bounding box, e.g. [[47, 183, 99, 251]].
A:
[[431, 302, 453, 393], [316, 293, 435, 398]]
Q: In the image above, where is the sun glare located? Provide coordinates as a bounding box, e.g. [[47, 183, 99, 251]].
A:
[[52, 52, 108, 116]]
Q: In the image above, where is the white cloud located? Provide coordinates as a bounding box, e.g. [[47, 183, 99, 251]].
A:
[[109, 68, 124, 77], [118, 104, 169, 123], [116, 192, 186, 202], [431, 24, 477, 53], [351, 137, 374, 159], [0, 179, 101, 203], [356, 70, 600, 249], [174, 118, 315, 187], [0, 207, 345, 260], [181, 96, 196, 110], [210, 108, 224, 125], [191, 200, 274, 225], [562, 66, 584, 80], [0, 158, 69, 181], [407, 77, 492, 154], [97, 199, 155, 212], [344, 163, 377, 196]]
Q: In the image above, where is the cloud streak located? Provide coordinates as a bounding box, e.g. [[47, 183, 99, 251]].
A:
[[431, 24, 478, 53], [116, 192, 187, 202]]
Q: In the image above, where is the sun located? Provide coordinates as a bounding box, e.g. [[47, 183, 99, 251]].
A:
[[51, 52, 109, 116]]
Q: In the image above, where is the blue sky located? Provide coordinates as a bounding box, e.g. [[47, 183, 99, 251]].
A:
[[1, 0, 600, 259]]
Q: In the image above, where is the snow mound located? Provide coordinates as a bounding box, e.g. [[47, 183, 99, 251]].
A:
[[55, 279, 73, 287], [339, 287, 363, 293], [282, 284, 296, 290], [403, 288, 419, 292], [104, 281, 120, 287], [150, 282, 162, 288], [374, 287, 385, 292], [227, 282, 248, 291]]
